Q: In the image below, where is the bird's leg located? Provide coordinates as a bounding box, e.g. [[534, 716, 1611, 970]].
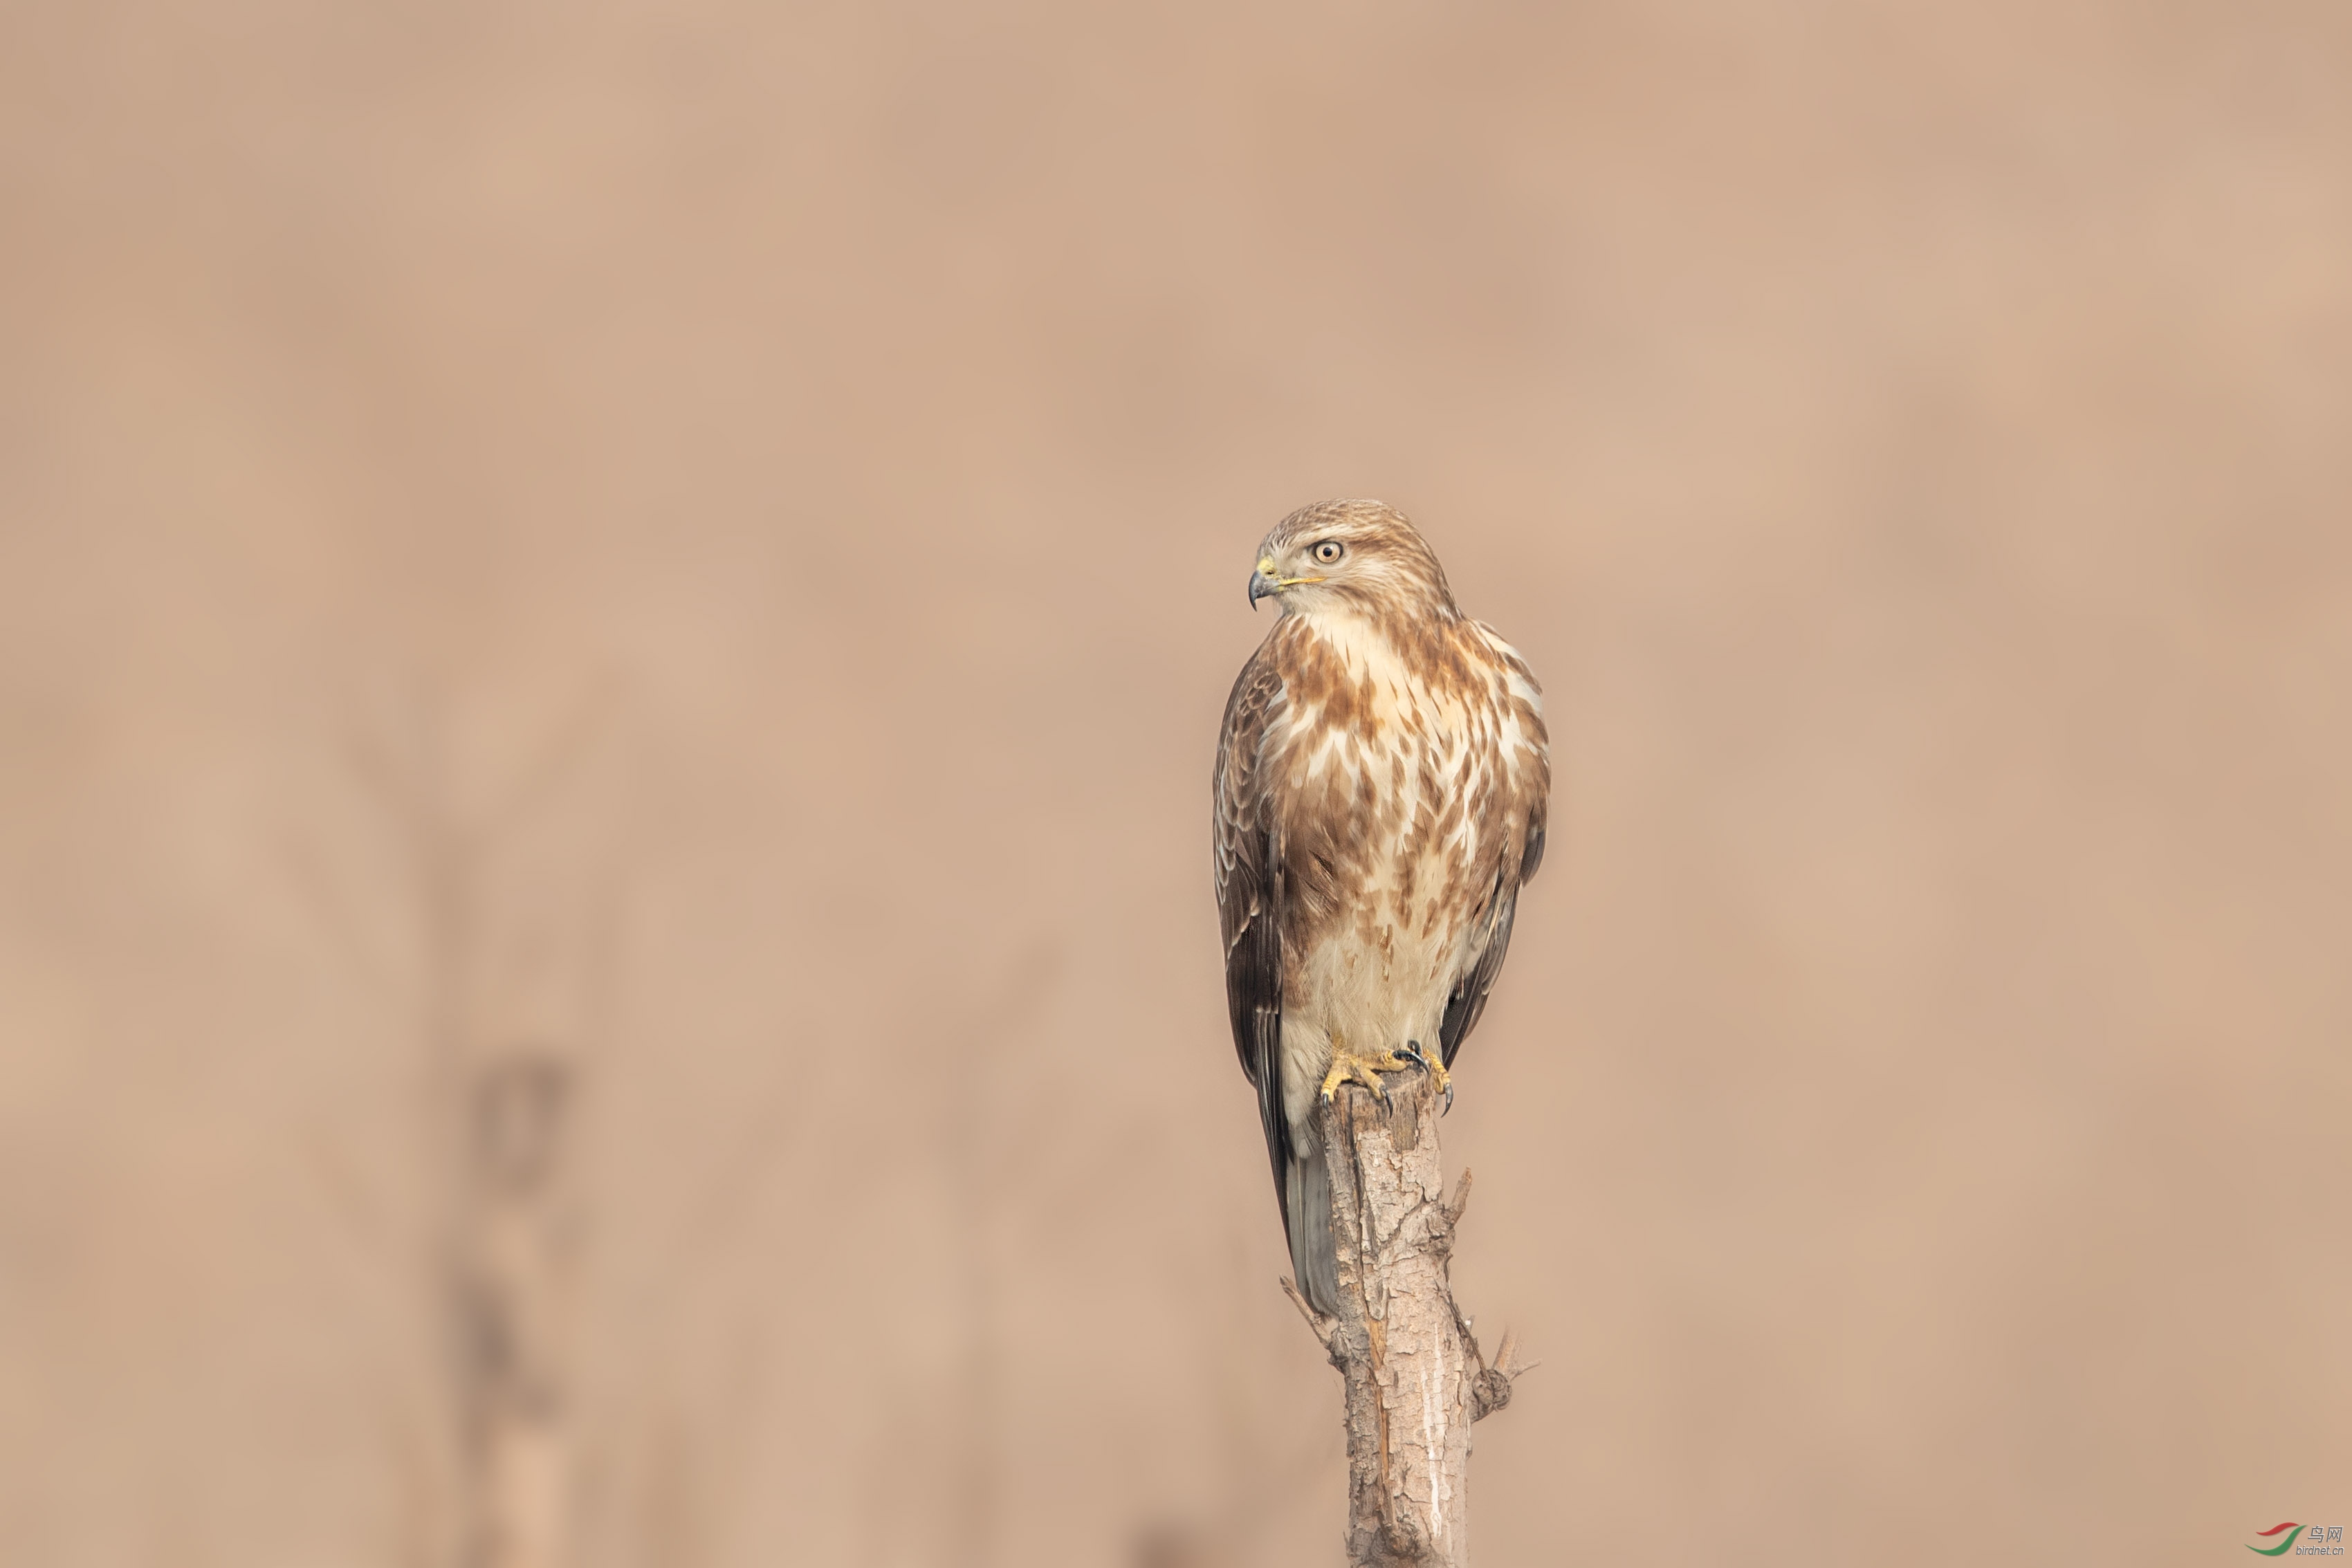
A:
[[1397, 1040, 1453, 1114], [1319, 1031, 1413, 1105]]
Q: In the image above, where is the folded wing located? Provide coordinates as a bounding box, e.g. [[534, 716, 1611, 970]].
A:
[[1213, 652, 1292, 1250]]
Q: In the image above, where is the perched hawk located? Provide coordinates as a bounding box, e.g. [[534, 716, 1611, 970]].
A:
[[1213, 500, 1550, 1314]]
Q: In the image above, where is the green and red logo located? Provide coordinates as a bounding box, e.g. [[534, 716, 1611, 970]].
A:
[[2252, 1523, 2345, 1557]]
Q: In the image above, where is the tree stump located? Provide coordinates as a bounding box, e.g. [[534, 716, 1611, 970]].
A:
[[1282, 1069, 1523, 1568]]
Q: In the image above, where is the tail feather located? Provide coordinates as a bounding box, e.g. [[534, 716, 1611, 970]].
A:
[[1285, 1145, 1341, 1316]]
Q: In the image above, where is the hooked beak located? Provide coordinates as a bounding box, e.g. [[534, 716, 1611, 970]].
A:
[[1248, 556, 1320, 609]]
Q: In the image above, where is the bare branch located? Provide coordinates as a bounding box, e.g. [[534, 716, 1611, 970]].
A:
[[1312, 1071, 1520, 1566]]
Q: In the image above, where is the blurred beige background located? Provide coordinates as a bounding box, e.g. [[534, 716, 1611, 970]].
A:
[[3, 1, 2349, 1565]]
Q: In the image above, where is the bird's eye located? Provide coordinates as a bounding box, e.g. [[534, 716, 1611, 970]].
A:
[[1311, 540, 1344, 566]]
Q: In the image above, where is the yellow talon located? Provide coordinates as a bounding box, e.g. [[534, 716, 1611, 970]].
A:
[[1419, 1049, 1451, 1100], [1319, 1045, 1412, 1103]]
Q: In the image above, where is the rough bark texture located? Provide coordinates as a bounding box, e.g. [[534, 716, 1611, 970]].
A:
[[1283, 1071, 1523, 1568]]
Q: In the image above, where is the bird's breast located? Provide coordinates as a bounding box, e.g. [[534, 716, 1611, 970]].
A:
[[1270, 625, 1514, 1038]]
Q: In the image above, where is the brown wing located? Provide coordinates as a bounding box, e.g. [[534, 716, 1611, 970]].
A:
[[1437, 795, 1545, 1067], [1437, 634, 1552, 1069], [1213, 646, 1292, 1244]]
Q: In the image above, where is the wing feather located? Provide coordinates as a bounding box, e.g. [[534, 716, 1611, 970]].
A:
[[1213, 649, 1292, 1244], [1436, 744, 1548, 1069]]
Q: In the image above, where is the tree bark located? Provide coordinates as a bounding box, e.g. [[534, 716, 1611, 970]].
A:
[[1283, 1071, 1523, 1568]]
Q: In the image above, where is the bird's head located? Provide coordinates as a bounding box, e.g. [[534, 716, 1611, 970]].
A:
[[1247, 499, 1460, 622]]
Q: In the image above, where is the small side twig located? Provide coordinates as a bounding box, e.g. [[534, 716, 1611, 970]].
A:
[[1279, 1275, 1339, 1360], [1443, 1168, 1474, 1226], [1453, 1307, 1537, 1424]]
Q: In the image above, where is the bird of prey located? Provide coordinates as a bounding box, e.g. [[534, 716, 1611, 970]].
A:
[[1214, 500, 1550, 1315]]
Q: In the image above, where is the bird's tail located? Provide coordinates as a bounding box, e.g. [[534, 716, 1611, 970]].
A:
[[1285, 1144, 1341, 1316]]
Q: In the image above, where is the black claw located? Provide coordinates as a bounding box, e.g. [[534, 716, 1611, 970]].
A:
[[1399, 1040, 1455, 1114]]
